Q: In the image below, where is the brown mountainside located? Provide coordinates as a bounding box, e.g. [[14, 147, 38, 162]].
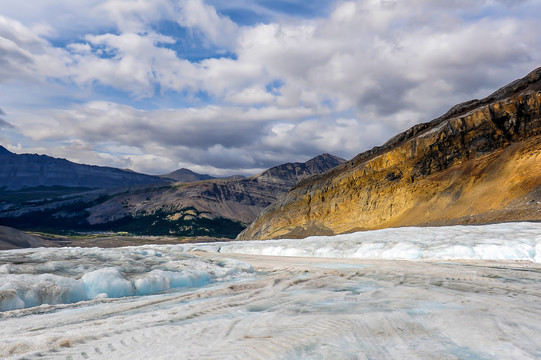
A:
[[85, 153, 345, 227], [238, 67, 541, 240]]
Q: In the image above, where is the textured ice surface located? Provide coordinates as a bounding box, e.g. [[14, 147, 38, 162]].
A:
[[0, 246, 254, 311], [2, 252, 541, 359], [1, 223, 541, 359], [178, 222, 541, 262], [2, 222, 540, 311]]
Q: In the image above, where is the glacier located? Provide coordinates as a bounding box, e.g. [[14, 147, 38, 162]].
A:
[[179, 222, 541, 262], [0, 246, 255, 311], [1, 222, 540, 312], [1, 222, 541, 359]]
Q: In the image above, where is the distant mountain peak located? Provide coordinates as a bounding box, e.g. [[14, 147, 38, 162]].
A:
[[0, 149, 170, 190], [305, 153, 346, 167], [255, 153, 346, 187], [160, 168, 215, 183]]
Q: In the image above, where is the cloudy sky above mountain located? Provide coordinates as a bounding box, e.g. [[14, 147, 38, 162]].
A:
[[0, 0, 539, 175]]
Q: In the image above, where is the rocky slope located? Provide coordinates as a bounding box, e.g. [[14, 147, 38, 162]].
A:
[[0, 225, 45, 250], [238, 67, 541, 240], [0, 154, 344, 238], [0, 146, 170, 190]]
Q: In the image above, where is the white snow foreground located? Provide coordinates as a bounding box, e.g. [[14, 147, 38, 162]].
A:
[[0, 246, 255, 311], [180, 222, 541, 262], [1, 222, 541, 359]]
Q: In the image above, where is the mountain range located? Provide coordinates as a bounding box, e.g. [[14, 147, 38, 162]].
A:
[[238, 67, 541, 239], [0, 146, 171, 190], [0, 153, 345, 238]]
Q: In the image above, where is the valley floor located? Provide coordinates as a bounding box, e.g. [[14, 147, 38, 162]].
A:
[[2, 254, 541, 359]]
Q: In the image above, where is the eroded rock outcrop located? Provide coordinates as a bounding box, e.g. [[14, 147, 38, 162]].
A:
[[238, 68, 541, 240]]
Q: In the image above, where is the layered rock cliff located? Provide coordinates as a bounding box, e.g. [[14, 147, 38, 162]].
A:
[[238, 67, 541, 240]]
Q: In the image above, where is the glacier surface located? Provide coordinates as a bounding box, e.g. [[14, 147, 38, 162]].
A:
[[180, 222, 541, 262], [0, 246, 254, 311], [1, 222, 541, 359], [1, 222, 540, 312]]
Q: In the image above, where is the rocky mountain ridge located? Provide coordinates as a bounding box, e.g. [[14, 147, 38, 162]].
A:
[[238, 67, 541, 240], [0, 146, 170, 190], [255, 153, 345, 187]]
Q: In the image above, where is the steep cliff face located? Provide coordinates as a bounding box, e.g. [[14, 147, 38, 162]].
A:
[[238, 68, 541, 240]]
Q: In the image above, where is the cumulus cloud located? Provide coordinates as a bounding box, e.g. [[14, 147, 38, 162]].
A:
[[98, 0, 172, 33], [0, 0, 540, 174], [0, 15, 69, 82], [13, 101, 322, 173], [176, 0, 239, 48], [229, 0, 539, 126]]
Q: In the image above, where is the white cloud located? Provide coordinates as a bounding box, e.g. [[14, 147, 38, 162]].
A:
[[0, 15, 70, 82], [225, 86, 275, 105], [68, 32, 191, 97], [8, 101, 323, 173], [176, 0, 239, 48], [1, 0, 540, 175], [98, 0, 172, 33]]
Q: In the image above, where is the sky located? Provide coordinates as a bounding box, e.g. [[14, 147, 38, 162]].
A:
[[0, 0, 539, 176]]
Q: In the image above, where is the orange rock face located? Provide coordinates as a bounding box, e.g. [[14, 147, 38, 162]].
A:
[[238, 68, 541, 240]]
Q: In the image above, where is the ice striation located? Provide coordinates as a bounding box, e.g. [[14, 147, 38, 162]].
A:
[[1, 222, 540, 312]]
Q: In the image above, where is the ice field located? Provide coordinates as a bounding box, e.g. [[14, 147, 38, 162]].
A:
[[182, 222, 541, 262], [1, 222, 541, 359]]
